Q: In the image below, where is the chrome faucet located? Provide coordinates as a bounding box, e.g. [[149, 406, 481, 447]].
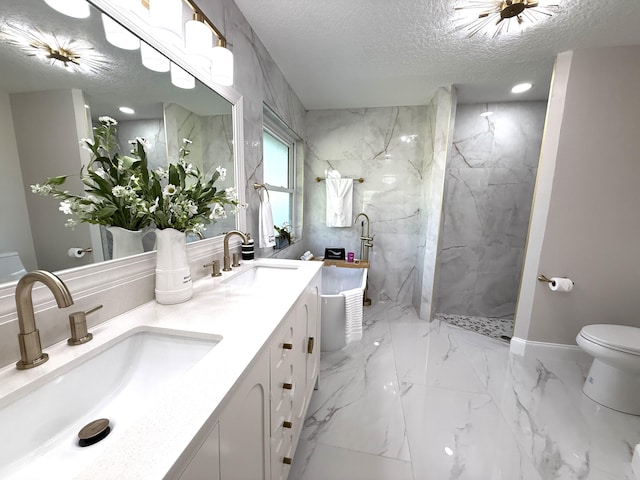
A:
[[15, 270, 74, 370], [353, 213, 373, 306], [223, 230, 249, 271], [353, 212, 374, 261]]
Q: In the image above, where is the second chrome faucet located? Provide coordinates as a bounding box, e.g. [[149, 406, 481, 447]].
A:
[[223, 230, 250, 271]]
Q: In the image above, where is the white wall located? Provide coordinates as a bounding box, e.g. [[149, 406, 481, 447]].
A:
[[0, 93, 37, 271], [11, 89, 95, 272], [514, 46, 640, 345]]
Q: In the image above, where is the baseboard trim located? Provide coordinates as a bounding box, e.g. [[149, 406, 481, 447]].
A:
[[510, 336, 591, 364]]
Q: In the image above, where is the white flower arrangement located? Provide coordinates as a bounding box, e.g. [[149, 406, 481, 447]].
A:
[[32, 117, 242, 233]]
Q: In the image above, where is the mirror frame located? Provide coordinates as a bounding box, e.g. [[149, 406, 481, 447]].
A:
[[89, 0, 246, 232], [0, 0, 245, 314]]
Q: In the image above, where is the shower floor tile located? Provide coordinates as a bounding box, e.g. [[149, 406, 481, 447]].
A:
[[434, 312, 514, 342]]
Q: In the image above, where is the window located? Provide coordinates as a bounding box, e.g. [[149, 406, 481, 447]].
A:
[[263, 129, 293, 229], [262, 106, 301, 244]]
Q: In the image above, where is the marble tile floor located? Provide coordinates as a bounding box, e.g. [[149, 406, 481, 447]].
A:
[[434, 312, 515, 343], [289, 301, 640, 480]]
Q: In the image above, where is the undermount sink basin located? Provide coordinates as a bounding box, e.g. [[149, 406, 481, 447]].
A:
[[0, 329, 220, 479], [222, 263, 300, 288]]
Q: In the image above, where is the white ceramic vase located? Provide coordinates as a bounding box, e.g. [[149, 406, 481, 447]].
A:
[[154, 228, 192, 304], [107, 226, 145, 259]]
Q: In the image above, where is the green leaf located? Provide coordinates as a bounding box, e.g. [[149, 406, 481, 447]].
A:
[[46, 175, 68, 186]]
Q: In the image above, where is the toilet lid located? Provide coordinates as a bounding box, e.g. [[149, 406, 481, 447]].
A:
[[580, 324, 640, 355]]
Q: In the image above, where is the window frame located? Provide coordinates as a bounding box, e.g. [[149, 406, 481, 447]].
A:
[[262, 106, 301, 245]]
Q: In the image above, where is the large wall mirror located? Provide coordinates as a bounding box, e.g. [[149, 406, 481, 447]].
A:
[[0, 0, 242, 286]]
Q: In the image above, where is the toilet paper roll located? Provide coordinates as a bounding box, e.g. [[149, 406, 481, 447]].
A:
[[549, 277, 573, 293], [68, 248, 85, 258]]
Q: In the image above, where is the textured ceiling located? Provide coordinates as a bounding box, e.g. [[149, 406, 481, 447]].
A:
[[233, 0, 640, 109], [1, 0, 231, 121]]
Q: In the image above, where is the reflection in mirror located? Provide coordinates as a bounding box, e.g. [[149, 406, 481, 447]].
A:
[[0, 0, 236, 286]]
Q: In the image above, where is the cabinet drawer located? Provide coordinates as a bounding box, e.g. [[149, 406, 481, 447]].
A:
[[270, 427, 294, 480]]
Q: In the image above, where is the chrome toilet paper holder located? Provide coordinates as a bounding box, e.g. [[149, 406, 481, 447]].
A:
[[537, 274, 575, 285]]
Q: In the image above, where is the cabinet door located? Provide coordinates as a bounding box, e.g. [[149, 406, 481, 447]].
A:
[[179, 423, 221, 480], [218, 350, 270, 480]]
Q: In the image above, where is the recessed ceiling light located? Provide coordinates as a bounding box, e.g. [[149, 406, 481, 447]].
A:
[[119, 106, 135, 114], [480, 111, 494, 117], [512, 83, 533, 94]]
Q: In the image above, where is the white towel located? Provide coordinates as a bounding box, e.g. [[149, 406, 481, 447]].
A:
[[341, 287, 363, 344], [258, 189, 275, 248], [326, 178, 353, 227]]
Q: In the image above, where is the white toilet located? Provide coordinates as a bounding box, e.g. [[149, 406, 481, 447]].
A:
[[0, 252, 26, 284], [576, 324, 640, 415]]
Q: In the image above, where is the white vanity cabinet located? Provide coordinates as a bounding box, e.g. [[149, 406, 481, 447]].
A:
[[178, 347, 270, 480], [270, 274, 321, 480], [177, 423, 221, 480], [178, 271, 321, 480], [218, 350, 271, 480]]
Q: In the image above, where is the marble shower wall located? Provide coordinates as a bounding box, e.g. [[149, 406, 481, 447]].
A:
[[435, 102, 546, 319], [413, 88, 456, 319], [304, 106, 431, 303]]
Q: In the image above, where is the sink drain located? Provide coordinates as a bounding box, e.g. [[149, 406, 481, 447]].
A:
[[78, 418, 111, 447]]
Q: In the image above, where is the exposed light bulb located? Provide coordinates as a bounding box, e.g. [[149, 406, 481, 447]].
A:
[[43, 0, 90, 19]]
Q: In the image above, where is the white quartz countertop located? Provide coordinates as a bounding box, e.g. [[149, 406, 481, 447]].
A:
[[0, 258, 323, 480]]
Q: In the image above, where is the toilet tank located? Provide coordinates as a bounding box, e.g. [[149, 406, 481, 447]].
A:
[[0, 252, 26, 283]]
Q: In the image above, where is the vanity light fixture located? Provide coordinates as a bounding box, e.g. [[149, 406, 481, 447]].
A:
[[0, 24, 108, 74], [209, 39, 233, 86], [101, 14, 140, 51], [43, 0, 90, 19], [170, 62, 195, 89], [185, 12, 213, 70], [132, 0, 234, 85], [183, 0, 234, 86], [148, 0, 184, 47], [511, 82, 533, 93], [140, 41, 170, 72], [454, 0, 559, 38]]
